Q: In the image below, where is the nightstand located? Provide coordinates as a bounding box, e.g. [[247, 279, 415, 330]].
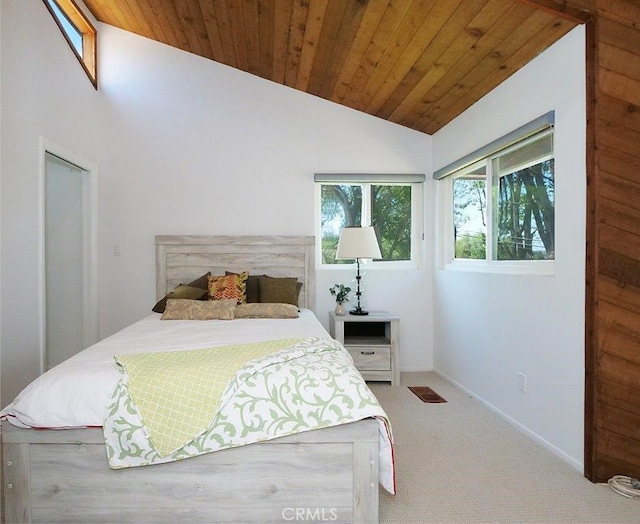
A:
[[329, 311, 399, 385]]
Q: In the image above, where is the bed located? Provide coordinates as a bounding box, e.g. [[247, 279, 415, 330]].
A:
[[1, 235, 393, 523]]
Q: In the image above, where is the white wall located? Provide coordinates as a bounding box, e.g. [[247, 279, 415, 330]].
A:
[[0, 0, 102, 404], [432, 26, 586, 469], [97, 24, 432, 366], [0, 0, 432, 405]]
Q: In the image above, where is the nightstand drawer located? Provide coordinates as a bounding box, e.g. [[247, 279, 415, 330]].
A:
[[347, 346, 391, 371]]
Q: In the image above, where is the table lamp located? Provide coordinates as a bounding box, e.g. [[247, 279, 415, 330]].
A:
[[336, 226, 381, 315]]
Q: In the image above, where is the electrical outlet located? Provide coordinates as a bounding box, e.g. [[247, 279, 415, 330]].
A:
[[518, 372, 527, 393]]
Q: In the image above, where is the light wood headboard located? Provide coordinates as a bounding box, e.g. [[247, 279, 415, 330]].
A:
[[155, 235, 316, 311]]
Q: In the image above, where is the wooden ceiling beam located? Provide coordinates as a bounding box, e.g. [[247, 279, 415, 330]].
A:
[[519, 0, 594, 22]]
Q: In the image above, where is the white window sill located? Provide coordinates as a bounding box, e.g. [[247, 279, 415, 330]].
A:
[[442, 259, 555, 276]]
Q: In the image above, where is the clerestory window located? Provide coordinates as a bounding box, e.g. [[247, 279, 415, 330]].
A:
[[43, 0, 97, 88]]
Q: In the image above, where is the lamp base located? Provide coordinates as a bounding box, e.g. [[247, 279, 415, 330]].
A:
[[349, 307, 369, 316]]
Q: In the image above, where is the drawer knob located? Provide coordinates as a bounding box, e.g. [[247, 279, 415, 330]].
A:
[[361, 351, 375, 355]]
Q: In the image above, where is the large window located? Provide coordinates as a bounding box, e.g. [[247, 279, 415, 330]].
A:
[[437, 113, 555, 273], [315, 174, 424, 268], [43, 0, 97, 87]]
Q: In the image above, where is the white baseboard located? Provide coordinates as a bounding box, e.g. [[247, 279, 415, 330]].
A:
[[435, 369, 584, 475]]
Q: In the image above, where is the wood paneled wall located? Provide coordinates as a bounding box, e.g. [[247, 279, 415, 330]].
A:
[[510, 0, 640, 483], [579, 0, 640, 482]]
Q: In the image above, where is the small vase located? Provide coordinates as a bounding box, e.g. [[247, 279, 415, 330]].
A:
[[335, 303, 346, 315]]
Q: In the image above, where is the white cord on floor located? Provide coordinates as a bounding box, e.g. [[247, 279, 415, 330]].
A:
[[608, 475, 640, 499]]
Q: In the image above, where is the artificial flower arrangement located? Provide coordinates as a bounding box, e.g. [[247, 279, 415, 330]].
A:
[[329, 283, 352, 304]]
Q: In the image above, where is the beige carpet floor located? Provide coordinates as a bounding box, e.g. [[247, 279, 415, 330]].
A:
[[370, 372, 640, 524]]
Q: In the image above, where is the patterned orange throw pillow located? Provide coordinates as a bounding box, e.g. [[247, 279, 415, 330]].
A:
[[208, 272, 248, 304]]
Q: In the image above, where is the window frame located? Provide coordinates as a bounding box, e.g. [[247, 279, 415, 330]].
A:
[[490, 132, 555, 263], [437, 114, 555, 276], [315, 177, 424, 270], [43, 0, 97, 88]]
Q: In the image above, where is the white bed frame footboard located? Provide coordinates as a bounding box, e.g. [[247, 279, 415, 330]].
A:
[[2, 419, 379, 523]]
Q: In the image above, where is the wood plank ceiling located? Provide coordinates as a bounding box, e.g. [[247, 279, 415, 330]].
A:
[[82, 0, 581, 135]]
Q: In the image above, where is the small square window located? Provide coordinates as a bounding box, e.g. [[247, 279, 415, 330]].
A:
[[316, 177, 424, 269]]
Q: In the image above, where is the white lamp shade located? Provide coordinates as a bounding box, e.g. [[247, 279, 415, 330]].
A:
[[336, 226, 382, 260]]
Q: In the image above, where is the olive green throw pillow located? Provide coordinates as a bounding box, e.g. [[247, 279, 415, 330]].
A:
[[152, 284, 208, 313], [187, 271, 212, 291], [152, 272, 212, 313], [258, 276, 300, 306]]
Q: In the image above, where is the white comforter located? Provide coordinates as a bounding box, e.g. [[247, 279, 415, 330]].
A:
[[1, 310, 330, 429]]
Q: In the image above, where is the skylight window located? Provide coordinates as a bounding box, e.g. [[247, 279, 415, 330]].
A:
[[43, 0, 97, 88]]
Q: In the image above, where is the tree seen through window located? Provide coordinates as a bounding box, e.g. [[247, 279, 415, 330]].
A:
[[451, 130, 554, 262], [320, 184, 412, 264]]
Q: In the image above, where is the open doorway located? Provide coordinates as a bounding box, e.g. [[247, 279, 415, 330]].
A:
[[42, 143, 97, 371]]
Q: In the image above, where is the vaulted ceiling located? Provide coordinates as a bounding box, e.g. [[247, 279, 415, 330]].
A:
[[83, 0, 584, 135]]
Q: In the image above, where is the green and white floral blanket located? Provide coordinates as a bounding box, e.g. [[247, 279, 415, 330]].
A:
[[103, 336, 395, 493]]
